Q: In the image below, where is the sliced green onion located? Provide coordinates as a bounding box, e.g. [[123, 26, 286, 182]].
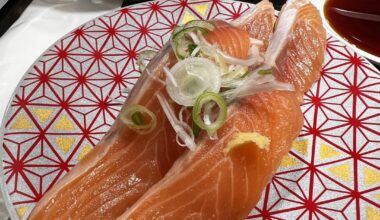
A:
[[184, 20, 215, 31], [190, 45, 201, 57], [241, 71, 250, 78], [221, 65, 249, 87], [258, 69, 272, 75], [216, 53, 228, 72], [192, 119, 201, 138], [170, 21, 214, 60], [172, 27, 207, 59], [188, 43, 199, 57], [172, 25, 183, 37], [221, 68, 294, 102], [119, 104, 157, 134], [165, 57, 222, 106], [192, 92, 227, 133], [131, 111, 144, 125], [174, 36, 192, 60]]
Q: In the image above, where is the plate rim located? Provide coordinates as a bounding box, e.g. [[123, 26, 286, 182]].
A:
[[1, 1, 379, 219]]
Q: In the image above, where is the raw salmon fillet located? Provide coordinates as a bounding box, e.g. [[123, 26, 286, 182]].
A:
[[265, 0, 326, 100], [28, 44, 185, 219], [237, 0, 275, 53], [207, 0, 275, 58], [206, 24, 250, 58], [118, 0, 326, 219]]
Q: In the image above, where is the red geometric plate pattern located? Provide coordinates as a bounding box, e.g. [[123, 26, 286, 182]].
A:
[[0, 0, 379, 219]]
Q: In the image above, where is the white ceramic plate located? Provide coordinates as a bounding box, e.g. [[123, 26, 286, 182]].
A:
[[1, 1, 380, 219]]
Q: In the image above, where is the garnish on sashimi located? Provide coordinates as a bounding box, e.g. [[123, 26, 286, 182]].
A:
[[118, 0, 326, 219]]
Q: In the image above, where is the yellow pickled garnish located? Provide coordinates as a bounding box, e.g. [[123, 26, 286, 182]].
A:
[[224, 132, 270, 154]]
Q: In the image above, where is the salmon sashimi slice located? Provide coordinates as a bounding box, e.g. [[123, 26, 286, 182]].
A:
[[207, 0, 275, 58], [265, 0, 326, 101], [206, 25, 250, 58], [28, 44, 185, 220], [236, 0, 275, 53], [118, 0, 326, 219]]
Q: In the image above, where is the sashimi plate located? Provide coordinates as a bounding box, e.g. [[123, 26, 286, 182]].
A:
[[1, 0, 380, 219]]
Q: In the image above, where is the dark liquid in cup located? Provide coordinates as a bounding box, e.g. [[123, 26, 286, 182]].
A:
[[324, 0, 380, 57]]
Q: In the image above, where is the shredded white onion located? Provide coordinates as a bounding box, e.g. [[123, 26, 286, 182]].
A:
[[190, 46, 201, 57], [188, 31, 200, 44], [222, 79, 244, 88], [178, 106, 187, 123], [248, 45, 262, 61], [163, 66, 178, 87], [221, 69, 294, 102], [119, 104, 157, 135], [175, 122, 195, 147], [249, 38, 264, 46], [220, 48, 263, 66], [228, 81, 294, 101], [215, 53, 229, 75], [156, 92, 196, 151], [176, 134, 187, 147], [221, 65, 249, 87]]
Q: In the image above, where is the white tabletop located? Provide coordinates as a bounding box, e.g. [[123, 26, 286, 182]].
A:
[[0, 0, 121, 218]]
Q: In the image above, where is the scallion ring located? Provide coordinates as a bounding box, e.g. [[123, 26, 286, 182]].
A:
[[172, 27, 207, 59], [183, 20, 215, 31], [257, 68, 272, 75], [119, 104, 157, 134], [192, 92, 227, 133]]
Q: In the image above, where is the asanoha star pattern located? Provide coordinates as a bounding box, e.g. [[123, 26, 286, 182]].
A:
[[1, 1, 379, 219]]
